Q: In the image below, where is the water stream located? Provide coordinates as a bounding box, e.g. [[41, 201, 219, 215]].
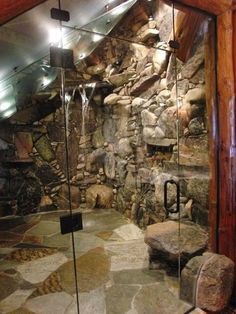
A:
[[79, 83, 96, 136]]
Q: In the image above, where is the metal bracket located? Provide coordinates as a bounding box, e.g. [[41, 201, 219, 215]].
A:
[[169, 40, 180, 50], [50, 8, 70, 22]]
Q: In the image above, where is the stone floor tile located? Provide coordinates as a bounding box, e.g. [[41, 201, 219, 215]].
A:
[[0, 289, 35, 313], [113, 224, 144, 241], [17, 252, 68, 284], [24, 292, 74, 314]]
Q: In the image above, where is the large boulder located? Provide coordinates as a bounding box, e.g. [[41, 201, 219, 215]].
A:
[[181, 253, 235, 312], [196, 253, 234, 312], [145, 221, 208, 264], [86, 184, 113, 209]]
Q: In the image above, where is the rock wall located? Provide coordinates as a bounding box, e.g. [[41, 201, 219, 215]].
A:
[[0, 2, 210, 229]]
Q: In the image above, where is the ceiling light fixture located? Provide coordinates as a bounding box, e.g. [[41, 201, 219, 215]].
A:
[[48, 27, 63, 46], [0, 101, 14, 112], [2, 107, 16, 118], [0, 85, 14, 100]]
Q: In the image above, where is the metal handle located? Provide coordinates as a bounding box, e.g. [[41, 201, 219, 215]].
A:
[[164, 179, 180, 218]]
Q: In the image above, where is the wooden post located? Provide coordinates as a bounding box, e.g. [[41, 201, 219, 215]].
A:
[[217, 8, 236, 301]]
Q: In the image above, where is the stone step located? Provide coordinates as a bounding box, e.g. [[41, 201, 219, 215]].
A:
[[145, 220, 208, 266]]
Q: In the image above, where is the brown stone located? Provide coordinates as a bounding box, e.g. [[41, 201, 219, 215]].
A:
[[86, 184, 113, 209], [196, 253, 235, 312], [58, 247, 110, 293], [14, 132, 33, 159], [130, 74, 160, 97]]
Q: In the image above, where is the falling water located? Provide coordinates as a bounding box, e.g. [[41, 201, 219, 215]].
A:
[[79, 83, 96, 136]]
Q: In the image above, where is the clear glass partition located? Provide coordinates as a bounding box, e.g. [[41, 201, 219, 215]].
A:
[[0, 0, 216, 313]]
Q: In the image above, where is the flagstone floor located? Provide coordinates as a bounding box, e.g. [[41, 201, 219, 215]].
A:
[[0, 208, 195, 314]]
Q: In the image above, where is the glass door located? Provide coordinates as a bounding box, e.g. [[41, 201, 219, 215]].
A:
[[0, 0, 216, 313]]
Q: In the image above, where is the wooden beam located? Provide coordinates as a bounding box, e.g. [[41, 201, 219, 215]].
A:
[[172, 0, 234, 15], [0, 0, 46, 26]]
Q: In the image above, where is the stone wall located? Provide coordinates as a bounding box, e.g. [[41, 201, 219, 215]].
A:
[[0, 2, 210, 229]]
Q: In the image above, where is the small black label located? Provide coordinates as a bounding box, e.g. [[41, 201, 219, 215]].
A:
[[60, 213, 83, 235], [50, 8, 70, 22]]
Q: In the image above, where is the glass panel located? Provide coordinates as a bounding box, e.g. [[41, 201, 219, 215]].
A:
[[173, 4, 215, 309]]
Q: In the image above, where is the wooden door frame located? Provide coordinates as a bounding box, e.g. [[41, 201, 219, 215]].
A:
[[172, 0, 236, 298]]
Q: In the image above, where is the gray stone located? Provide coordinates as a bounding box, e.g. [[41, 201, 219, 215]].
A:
[[157, 5, 173, 42], [156, 89, 171, 104], [138, 28, 159, 42], [103, 118, 116, 142], [112, 269, 164, 285], [125, 171, 136, 191], [170, 79, 189, 103], [155, 126, 165, 138], [104, 152, 116, 179], [85, 148, 106, 173], [157, 106, 178, 138], [25, 291, 73, 314], [104, 93, 121, 105], [92, 127, 105, 148], [184, 87, 205, 105], [168, 203, 188, 220], [141, 109, 158, 126], [186, 176, 209, 208], [145, 221, 208, 264], [131, 97, 146, 108], [138, 168, 152, 184], [117, 138, 133, 158], [154, 107, 165, 118], [105, 285, 140, 314], [143, 126, 156, 144], [117, 160, 128, 181], [130, 43, 149, 61], [152, 45, 169, 75], [188, 118, 205, 135], [133, 283, 191, 314], [109, 71, 136, 87]]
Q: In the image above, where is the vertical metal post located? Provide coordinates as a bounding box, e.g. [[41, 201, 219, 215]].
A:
[[58, 1, 80, 313], [172, 2, 181, 298]]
